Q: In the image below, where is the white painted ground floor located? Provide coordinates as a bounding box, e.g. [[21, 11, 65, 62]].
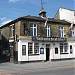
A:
[[9, 38, 75, 62]]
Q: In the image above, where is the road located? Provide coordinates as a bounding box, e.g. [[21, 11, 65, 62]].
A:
[[0, 60, 75, 75], [14, 65, 75, 75]]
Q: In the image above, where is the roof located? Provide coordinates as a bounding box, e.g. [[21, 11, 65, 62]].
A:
[[0, 15, 70, 29]]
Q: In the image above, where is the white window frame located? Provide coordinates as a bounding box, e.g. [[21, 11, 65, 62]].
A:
[[60, 43, 68, 53], [28, 42, 33, 55], [30, 23, 37, 37], [10, 25, 14, 38], [45, 25, 50, 37], [58, 26, 64, 38], [28, 42, 39, 55], [22, 45, 26, 55], [34, 42, 39, 54], [70, 28, 75, 37]]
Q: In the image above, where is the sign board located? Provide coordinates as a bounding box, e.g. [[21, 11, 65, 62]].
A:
[[40, 47, 44, 54], [32, 37, 66, 42]]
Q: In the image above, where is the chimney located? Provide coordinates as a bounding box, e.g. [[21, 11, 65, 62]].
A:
[[39, 7, 46, 17]]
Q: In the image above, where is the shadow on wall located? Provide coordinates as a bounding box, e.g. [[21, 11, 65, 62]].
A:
[[0, 35, 10, 63]]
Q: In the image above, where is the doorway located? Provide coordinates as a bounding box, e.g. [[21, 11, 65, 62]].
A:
[[46, 48, 50, 61]]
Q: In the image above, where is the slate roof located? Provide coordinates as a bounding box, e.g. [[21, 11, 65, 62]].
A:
[[0, 15, 71, 28]]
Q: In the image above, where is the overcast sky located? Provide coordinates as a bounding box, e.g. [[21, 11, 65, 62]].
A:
[[0, 0, 74, 26]]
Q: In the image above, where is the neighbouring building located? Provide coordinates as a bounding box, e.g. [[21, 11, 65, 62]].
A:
[[54, 8, 75, 24], [0, 7, 75, 63]]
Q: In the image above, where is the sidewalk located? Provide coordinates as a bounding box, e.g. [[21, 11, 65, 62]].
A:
[[0, 60, 75, 75]]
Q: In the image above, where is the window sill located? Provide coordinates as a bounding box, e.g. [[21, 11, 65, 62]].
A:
[[60, 53, 69, 54], [10, 36, 14, 39], [28, 54, 40, 56]]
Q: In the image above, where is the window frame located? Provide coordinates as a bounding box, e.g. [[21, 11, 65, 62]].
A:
[[34, 43, 39, 54], [64, 43, 68, 53], [45, 25, 50, 37], [60, 43, 68, 54], [10, 25, 14, 38], [28, 42, 39, 55], [60, 43, 63, 53], [70, 28, 75, 37], [58, 26, 64, 38], [55, 47, 58, 54], [22, 45, 26, 55], [28, 42, 33, 55], [30, 23, 37, 37]]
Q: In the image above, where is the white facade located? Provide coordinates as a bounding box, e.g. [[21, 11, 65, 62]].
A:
[[18, 38, 46, 62], [54, 8, 75, 24], [16, 37, 75, 62]]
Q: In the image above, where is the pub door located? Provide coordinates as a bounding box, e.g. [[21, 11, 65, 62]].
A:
[[46, 48, 50, 61]]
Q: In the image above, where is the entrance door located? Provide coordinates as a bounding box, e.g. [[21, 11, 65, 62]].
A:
[[46, 48, 50, 61]]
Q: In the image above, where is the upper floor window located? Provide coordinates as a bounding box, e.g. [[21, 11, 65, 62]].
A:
[[58, 26, 64, 38], [45, 25, 50, 37], [0, 31, 2, 40], [30, 23, 37, 37], [10, 25, 14, 37], [70, 28, 75, 37]]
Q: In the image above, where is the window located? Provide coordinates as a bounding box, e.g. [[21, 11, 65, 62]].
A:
[[22, 45, 26, 55], [46, 44, 50, 48], [23, 23, 26, 35], [28, 42, 33, 55], [70, 28, 75, 37], [34, 43, 39, 54], [58, 26, 64, 38], [23, 23, 29, 35], [28, 42, 39, 55], [30, 23, 37, 36], [45, 25, 50, 37], [60, 43, 68, 54], [60, 43, 63, 53], [64, 43, 68, 52], [55, 48, 58, 54], [70, 45, 73, 54], [10, 25, 14, 37]]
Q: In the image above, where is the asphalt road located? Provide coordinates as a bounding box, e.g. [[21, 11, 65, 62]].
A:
[[0, 60, 75, 75], [15, 65, 75, 75]]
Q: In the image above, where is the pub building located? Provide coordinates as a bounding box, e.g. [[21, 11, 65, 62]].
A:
[[0, 7, 75, 63]]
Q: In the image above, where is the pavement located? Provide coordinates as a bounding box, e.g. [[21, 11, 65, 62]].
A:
[[0, 59, 75, 75]]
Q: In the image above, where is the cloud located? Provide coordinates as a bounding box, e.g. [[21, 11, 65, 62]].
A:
[[0, 17, 12, 26], [1, 20, 12, 25], [9, 0, 20, 3]]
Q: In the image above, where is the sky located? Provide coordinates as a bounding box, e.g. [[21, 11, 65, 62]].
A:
[[0, 0, 74, 26]]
